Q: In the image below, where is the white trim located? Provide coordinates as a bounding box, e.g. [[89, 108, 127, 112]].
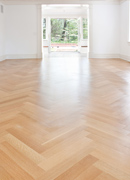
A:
[[43, 15, 86, 18], [89, 53, 130, 62], [78, 16, 82, 52], [0, 55, 6, 61], [120, 54, 130, 61], [89, 52, 120, 58], [37, 5, 43, 59], [5, 54, 39, 59], [48, 17, 51, 52], [1, 53, 130, 62], [88, 5, 93, 58], [88, 53, 130, 62]]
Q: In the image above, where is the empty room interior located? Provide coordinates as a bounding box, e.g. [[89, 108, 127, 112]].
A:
[[0, 0, 130, 179]]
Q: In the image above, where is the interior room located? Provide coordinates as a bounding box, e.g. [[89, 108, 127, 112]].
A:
[[0, 0, 130, 179]]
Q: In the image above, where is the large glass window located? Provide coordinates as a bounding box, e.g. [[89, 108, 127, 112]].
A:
[[83, 18, 88, 39], [43, 18, 46, 40]]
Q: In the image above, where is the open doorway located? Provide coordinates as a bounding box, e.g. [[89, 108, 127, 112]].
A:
[[42, 5, 89, 56], [51, 18, 78, 52]]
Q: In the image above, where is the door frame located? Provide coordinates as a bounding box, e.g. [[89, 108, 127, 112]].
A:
[[42, 5, 89, 55]]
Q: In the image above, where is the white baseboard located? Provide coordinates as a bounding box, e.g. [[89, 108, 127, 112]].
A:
[[6, 54, 41, 59], [89, 52, 130, 62], [0, 55, 6, 62], [0, 54, 41, 61], [119, 54, 130, 62], [89, 52, 120, 59], [1, 53, 130, 63]]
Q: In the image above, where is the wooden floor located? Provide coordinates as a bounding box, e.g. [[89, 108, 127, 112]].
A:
[[0, 53, 130, 180]]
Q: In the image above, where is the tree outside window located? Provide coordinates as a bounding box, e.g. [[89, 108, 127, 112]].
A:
[[43, 18, 46, 40], [51, 18, 78, 44], [83, 18, 88, 40]]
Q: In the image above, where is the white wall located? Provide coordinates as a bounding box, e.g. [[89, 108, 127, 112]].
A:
[[1, 2, 129, 61], [5, 5, 42, 59], [89, 4, 120, 58], [120, 1, 130, 61], [0, 3, 5, 61]]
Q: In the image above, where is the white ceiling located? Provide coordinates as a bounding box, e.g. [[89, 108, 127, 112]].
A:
[[1, 0, 120, 5]]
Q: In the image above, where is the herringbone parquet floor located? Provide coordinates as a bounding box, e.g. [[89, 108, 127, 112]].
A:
[[0, 53, 130, 180]]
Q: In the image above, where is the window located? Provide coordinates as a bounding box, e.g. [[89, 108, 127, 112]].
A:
[[83, 18, 88, 39], [43, 18, 47, 40]]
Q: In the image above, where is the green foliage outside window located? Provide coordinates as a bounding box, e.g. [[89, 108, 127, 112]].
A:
[[51, 18, 78, 44], [43, 18, 88, 42], [43, 18, 46, 39], [83, 18, 88, 39]]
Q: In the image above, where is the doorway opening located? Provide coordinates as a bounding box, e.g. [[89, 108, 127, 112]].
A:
[[51, 18, 78, 52], [42, 4, 89, 56]]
